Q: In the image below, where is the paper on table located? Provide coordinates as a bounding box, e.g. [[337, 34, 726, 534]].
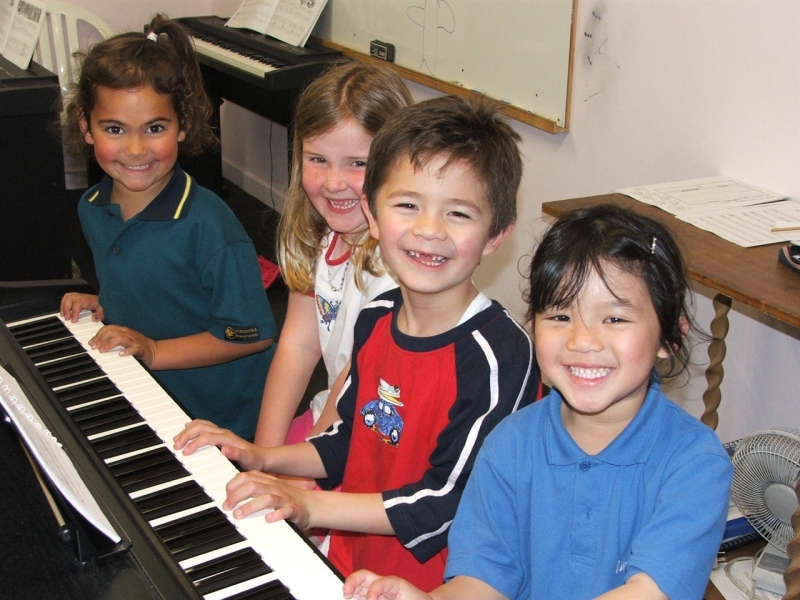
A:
[[617, 176, 787, 216], [678, 201, 800, 247], [0, 365, 121, 543], [0, 0, 46, 70]]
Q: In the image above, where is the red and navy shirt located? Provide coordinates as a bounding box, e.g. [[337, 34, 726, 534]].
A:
[[309, 287, 539, 591]]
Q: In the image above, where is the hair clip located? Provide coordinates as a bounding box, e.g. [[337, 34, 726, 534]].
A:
[[650, 237, 658, 255], [147, 31, 158, 42]]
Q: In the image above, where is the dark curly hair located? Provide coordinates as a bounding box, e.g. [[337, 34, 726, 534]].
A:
[[61, 13, 217, 158]]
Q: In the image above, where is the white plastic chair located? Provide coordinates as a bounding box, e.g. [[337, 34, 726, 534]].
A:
[[33, 2, 113, 189]]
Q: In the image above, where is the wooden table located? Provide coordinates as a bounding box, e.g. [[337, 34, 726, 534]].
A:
[[542, 193, 800, 430]]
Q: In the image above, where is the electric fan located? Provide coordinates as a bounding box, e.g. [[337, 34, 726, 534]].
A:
[[730, 428, 800, 595]]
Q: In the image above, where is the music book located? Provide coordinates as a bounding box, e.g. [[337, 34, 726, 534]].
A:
[[226, 0, 329, 47], [0, 364, 121, 543], [0, 0, 46, 70]]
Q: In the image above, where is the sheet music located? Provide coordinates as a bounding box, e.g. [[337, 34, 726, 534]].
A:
[[0, 0, 15, 55], [225, 0, 328, 46], [617, 176, 795, 247], [226, 0, 280, 33], [0, 365, 121, 543], [678, 201, 800, 248], [617, 176, 787, 216], [0, 0, 46, 70], [267, 0, 328, 46]]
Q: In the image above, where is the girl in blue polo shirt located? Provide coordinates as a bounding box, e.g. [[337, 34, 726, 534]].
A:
[[58, 14, 276, 440], [344, 204, 732, 600]]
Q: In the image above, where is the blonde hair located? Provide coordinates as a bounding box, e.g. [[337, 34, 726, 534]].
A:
[[278, 60, 412, 293]]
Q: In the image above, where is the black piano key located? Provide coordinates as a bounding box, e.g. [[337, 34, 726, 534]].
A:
[[24, 336, 85, 362], [37, 354, 105, 387], [55, 377, 123, 407], [155, 507, 246, 561], [7, 316, 71, 345], [186, 547, 273, 595], [90, 423, 162, 459], [224, 579, 297, 600], [108, 447, 190, 493], [133, 480, 213, 521], [69, 396, 144, 436]]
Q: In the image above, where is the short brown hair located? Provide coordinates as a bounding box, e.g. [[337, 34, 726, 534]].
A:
[[363, 95, 523, 237]]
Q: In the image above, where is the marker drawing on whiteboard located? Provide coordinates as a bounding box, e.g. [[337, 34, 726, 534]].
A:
[[406, 0, 455, 75]]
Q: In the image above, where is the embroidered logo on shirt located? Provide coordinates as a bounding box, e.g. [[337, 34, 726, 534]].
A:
[[224, 325, 260, 341], [615, 560, 628, 573], [316, 294, 340, 331], [360, 378, 404, 446]]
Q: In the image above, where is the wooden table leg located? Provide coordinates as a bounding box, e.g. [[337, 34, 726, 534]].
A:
[[701, 293, 732, 430]]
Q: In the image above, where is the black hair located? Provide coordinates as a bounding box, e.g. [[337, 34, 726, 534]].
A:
[[526, 203, 700, 377]]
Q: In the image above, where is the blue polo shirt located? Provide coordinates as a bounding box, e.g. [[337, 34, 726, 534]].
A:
[[445, 381, 731, 600], [79, 165, 276, 439]]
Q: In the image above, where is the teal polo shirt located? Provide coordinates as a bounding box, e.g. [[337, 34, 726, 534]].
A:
[[79, 165, 276, 439]]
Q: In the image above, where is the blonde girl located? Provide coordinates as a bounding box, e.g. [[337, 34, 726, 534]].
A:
[[254, 61, 412, 447]]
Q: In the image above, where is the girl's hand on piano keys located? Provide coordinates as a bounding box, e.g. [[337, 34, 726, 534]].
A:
[[89, 324, 157, 367], [60, 292, 104, 323]]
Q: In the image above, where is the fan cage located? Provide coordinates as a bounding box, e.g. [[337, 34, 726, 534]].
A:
[[731, 428, 800, 552]]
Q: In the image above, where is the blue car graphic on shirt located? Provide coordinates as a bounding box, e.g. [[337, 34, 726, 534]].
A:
[[361, 379, 404, 445]]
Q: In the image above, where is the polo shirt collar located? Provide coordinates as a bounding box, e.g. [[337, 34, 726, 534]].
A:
[[85, 164, 197, 221], [545, 375, 663, 467]]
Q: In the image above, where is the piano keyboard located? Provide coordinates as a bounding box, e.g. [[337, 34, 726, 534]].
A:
[[6, 311, 344, 600], [190, 34, 284, 79]]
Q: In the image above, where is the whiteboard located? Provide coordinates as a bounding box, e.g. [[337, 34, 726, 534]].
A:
[[312, 0, 577, 133]]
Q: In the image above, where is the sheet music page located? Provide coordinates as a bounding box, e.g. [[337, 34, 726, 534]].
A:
[[0, 0, 45, 70], [0, 365, 121, 543], [226, 0, 280, 34], [617, 176, 787, 216], [0, 0, 17, 55], [678, 200, 800, 247], [266, 0, 329, 46]]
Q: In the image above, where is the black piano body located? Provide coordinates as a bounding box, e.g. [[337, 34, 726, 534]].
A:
[[175, 16, 344, 196], [0, 57, 71, 281]]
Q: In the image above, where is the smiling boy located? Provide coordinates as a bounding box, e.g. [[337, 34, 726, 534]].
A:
[[174, 95, 539, 591], [307, 94, 540, 589]]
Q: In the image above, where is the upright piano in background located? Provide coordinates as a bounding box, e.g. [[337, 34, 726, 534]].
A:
[[176, 16, 343, 196]]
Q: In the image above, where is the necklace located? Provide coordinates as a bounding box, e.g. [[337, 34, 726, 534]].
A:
[[326, 259, 350, 292]]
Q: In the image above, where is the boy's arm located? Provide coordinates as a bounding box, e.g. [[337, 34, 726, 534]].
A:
[[89, 327, 272, 370], [254, 291, 323, 447]]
